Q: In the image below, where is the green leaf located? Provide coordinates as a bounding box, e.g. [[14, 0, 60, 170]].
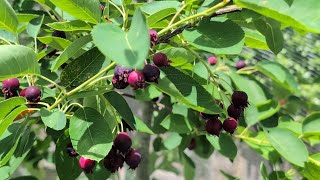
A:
[[256, 60, 299, 95], [183, 19, 244, 54], [163, 132, 182, 150], [141, 1, 180, 15], [17, 14, 40, 23], [161, 47, 195, 66], [60, 47, 108, 88], [304, 154, 320, 180], [278, 115, 302, 135], [302, 112, 320, 136], [194, 135, 214, 158], [182, 153, 195, 180], [0, 45, 40, 80], [265, 128, 308, 167], [234, 0, 320, 33], [27, 15, 44, 38], [86, 161, 111, 180], [0, 0, 18, 33], [147, 8, 176, 27], [50, 0, 101, 24], [260, 162, 268, 180], [243, 28, 268, 50], [0, 105, 28, 137], [0, 30, 17, 43], [0, 97, 26, 119], [92, 9, 149, 69], [134, 116, 154, 134], [51, 34, 92, 70], [206, 134, 237, 160], [37, 36, 72, 50], [220, 170, 240, 180], [69, 107, 113, 161], [254, 18, 283, 54], [40, 108, 66, 130], [10, 176, 38, 180], [55, 132, 82, 180], [46, 20, 92, 31], [161, 114, 192, 134], [155, 66, 222, 114]]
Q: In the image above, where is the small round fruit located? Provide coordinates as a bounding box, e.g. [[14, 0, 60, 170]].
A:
[[79, 156, 96, 173], [149, 29, 158, 46], [125, 149, 141, 169], [153, 53, 170, 67], [208, 56, 217, 65], [52, 30, 66, 39], [128, 70, 145, 89], [112, 75, 129, 89], [205, 119, 222, 136], [114, 132, 132, 153], [227, 104, 242, 119], [103, 147, 125, 173], [2, 78, 20, 91], [20, 88, 27, 97], [100, 4, 105, 11], [223, 117, 238, 134], [231, 91, 249, 108], [66, 143, 78, 157], [142, 64, 160, 83], [235, 60, 246, 70], [25, 86, 41, 102]]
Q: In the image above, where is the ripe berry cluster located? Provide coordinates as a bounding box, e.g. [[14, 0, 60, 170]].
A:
[[76, 132, 141, 174], [1, 78, 41, 102], [202, 91, 249, 136]]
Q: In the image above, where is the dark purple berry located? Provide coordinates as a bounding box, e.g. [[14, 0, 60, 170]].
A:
[[235, 60, 246, 70], [2, 78, 20, 91], [128, 70, 145, 89], [208, 56, 217, 65], [114, 132, 132, 153], [103, 147, 125, 173], [4, 91, 18, 99], [200, 112, 219, 120], [125, 149, 141, 169], [112, 75, 129, 89], [79, 156, 96, 173], [25, 86, 41, 102], [112, 65, 132, 89], [66, 143, 78, 157], [227, 104, 242, 119], [100, 4, 105, 12], [52, 30, 66, 39], [142, 64, 160, 83], [205, 119, 222, 136], [153, 53, 171, 67], [223, 117, 238, 134], [149, 29, 158, 47], [187, 138, 196, 150], [231, 91, 249, 108]]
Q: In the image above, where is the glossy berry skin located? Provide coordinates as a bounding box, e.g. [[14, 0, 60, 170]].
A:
[[208, 56, 217, 65], [235, 60, 246, 70], [142, 64, 160, 83], [200, 112, 219, 120], [20, 88, 27, 97], [223, 117, 238, 134], [52, 30, 66, 39], [149, 29, 158, 46], [25, 86, 41, 102], [114, 132, 132, 153], [2, 78, 20, 91], [227, 104, 242, 119], [205, 119, 222, 136], [79, 156, 96, 173], [103, 147, 125, 173], [128, 70, 145, 89], [153, 53, 170, 67], [231, 91, 249, 108], [125, 149, 141, 169]]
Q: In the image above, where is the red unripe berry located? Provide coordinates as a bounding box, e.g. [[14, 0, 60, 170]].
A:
[[125, 149, 141, 169], [153, 53, 170, 67], [79, 156, 96, 173], [128, 70, 145, 89], [231, 91, 249, 108], [205, 119, 222, 136], [227, 104, 242, 119], [20, 88, 27, 97], [2, 78, 20, 91], [223, 117, 238, 134], [149, 29, 158, 46], [114, 132, 132, 153], [142, 64, 160, 83], [25, 86, 41, 102], [208, 56, 217, 65], [100, 4, 105, 11], [235, 60, 246, 70]]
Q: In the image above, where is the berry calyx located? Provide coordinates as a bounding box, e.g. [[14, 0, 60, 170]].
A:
[[223, 117, 238, 134], [103, 146, 125, 173], [128, 70, 145, 89], [208, 56, 217, 65], [2, 78, 20, 91], [25, 86, 41, 102], [149, 29, 158, 47], [79, 156, 96, 173], [112, 75, 129, 89], [125, 149, 141, 169], [227, 104, 242, 119], [153, 53, 171, 67], [205, 119, 222, 136], [235, 60, 246, 70], [142, 64, 160, 83], [52, 30, 66, 39], [231, 91, 249, 108], [114, 132, 132, 153]]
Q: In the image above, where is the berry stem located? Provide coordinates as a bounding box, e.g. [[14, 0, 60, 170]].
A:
[[168, 1, 189, 26], [85, 74, 113, 89], [233, 134, 270, 145], [36, 74, 65, 92]]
